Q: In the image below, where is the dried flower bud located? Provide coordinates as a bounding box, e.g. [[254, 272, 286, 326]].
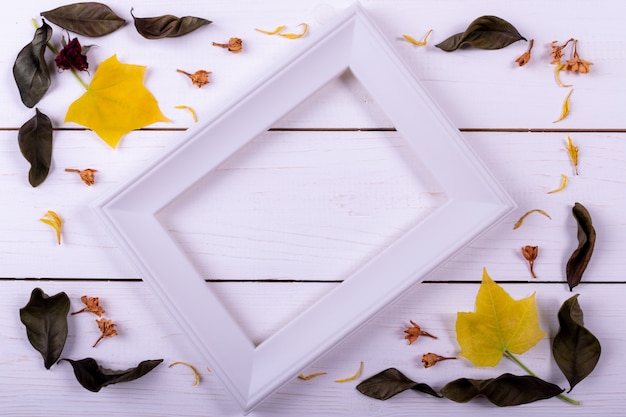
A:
[[71, 295, 105, 316], [65, 168, 97, 186], [522, 245, 539, 278], [212, 37, 243, 53], [515, 39, 534, 67], [421, 353, 456, 368], [404, 320, 437, 345], [177, 69, 212, 88], [93, 318, 118, 347], [55, 37, 89, 71]]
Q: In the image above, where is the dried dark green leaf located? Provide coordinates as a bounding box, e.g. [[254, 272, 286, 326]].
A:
[[13, 20, 52, 108], [41, 2, 125, 37], [18, 109, 53, 187], [19, 288, 70, 369], [553, 295, 601, 392], [60, 358, 163, 392], [356, 368, 441, 400], [435, 16, 526, 52], [441, 373, 563, 406], [566, 202, 596, 291], [131, 9, 211, 39]]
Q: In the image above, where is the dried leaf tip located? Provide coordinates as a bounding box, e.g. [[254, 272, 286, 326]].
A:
[[177, 69, 211, 88], [71, 295, 105, 316], [521, 245, 539, 278], [402, 29, 433, 47], [212, 37, 243, 53], [40, 210, 62, 244], [93, 318, 118, 347], [565, 136, 579, 175], [404, 320, 437, 344], [421, 353, 456, 368], [515, 38, 534, 66], [65, 168, 97, 186]]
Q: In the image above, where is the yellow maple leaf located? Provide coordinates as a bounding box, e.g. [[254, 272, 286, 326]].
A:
[[456, 268, 545, 367], [65, 55, 170, 149]]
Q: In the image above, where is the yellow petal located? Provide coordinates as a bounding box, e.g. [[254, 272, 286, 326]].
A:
[[554, 63, 572, 87], [553, 88, 573, 123], [513, 209, 552, 230], [547, 174, 568, 194], [402, 29, 432, 46], [40, 210, 62, 245], [169, 361, 201, 386], [565, 135, 579, 175], [174, 105, 198, 123], [255, 25, 286, 35], [334, 361, 363, 382], [278, 23, 308, 39], [298, 372, 327, 380]]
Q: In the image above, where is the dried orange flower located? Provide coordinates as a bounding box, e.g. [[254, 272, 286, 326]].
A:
[[404, 320, 437, 345], [71, 295, 105, 316], [521, 245, 539, 278], [177, 69, 212, 88], [212, 37, 243, 53], [550, 39, 571, 64], [515, 39, 534, 66], [563, 40, 593, 74], [65, 168, 97, 186], [40, 210, 62, 245], [421, 353, 456, 368], [93, 318, 118, 347], [402, 29, 433, 47]]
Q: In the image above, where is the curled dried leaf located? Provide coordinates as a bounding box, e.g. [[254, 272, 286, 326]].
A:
[[553, 89, 574, 123], [169, 361, 201, 386], [41, 2, 125, 37], [441, 373, 563, 406], [60, 358, 163, 392], [40, 210, 62, 245], [13, 21, 52, 107], [435, 15, 526, 52], [335, 361, 364, 382], [356, 368, 441, 400], [19, 109, 53, 187], [131, 9, 211, 39], [553, 295, 601, 391], [548, 174, 568, 194], [512, 209, 551, 230], [566, 203, 596, 291]]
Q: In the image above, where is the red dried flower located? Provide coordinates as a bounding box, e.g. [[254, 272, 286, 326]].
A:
[[55, 38, 88, 71]]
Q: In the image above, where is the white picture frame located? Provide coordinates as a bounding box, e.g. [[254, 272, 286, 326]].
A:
[[92, 3, 515, 413]]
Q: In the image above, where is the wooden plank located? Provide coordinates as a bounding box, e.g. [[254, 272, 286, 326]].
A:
[[1, 280, 622, 416], [0, 0, 622, 129]]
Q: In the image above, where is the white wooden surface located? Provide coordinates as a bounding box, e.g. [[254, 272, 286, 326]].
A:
[[1, 1, 625, 416]]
